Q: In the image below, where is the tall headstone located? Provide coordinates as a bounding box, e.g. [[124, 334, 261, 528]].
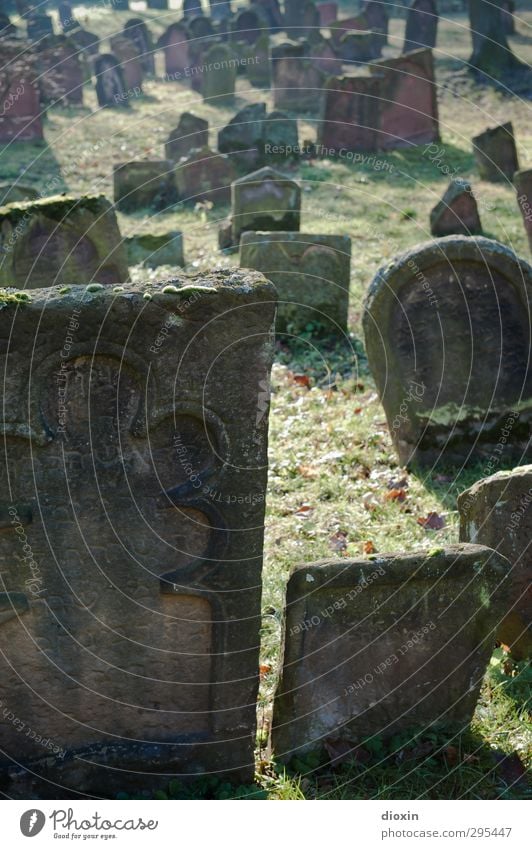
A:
[[316, 2, 338, 26], [230, 8, 266, 45], [362, 0, 388, 46], [0, 42, 43, 142], [159, 23, 190, 80], [404, 0, 438, 53], [430, 179, 482, 237], [36, 36, 84, 106], [240, 232, 351, 334], [201, 43, 237, 104], [27, 14, 54, 42], [95, 54, 127, 108], [231, 166, 301, 245], [473, 122, 519, 182], [272, 41, 327, 112], [252, 0, 283, 30], [363, 236, 532, 468], [165, 113, 209, 162], [272, 546, 511, 759], [0, 195, 128, 287], [58, 1, 77, 33], [124, 19, 155, 76], [110, 34, 144, 92], [113, 161, 177, 212], [0, 272, 276, 797], [318, 76, 381, 152], [459, 466, 532, 660]]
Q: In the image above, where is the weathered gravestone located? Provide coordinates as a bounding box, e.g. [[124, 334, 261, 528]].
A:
[[0, 13, 17, 39], [125, 231, 184, 268], [201, 43, 237, 103], [252, 0, 283, 30], [309, 36, 343, 76], [27, 14, 54, 42], [363, 236, 532, 468], [186, 14, 215, 40], [316, 2, 338, 26], [430, 179, 482, 237], [0, 194, 128, 288], [362, 0, 388, 47], [286, 1, 320, 41], [175, 147, 236, 204], [218, 102, 298, 170], [110, 34, 144, 92], [340, 30, 380, 62], [112, 0, 130, 9], [472, 122, 519, 183], [69, 27, 100, 60], [0, 271, 277, 797], [36, 36, 84, 106], [124, 19, 155, 76], [0, 42, 43, 142], [209, 0, 232, 21], [146, 0, 167, 8], [330, 13, 368, 48], [272, 545, 511, 759], [459, 466, 532, 660], [95, 54, 127, 108], [404, 0, 438, 54], [272, 41, 328, 112], [165, 113, 209, 162], [230, 8, 266, 44], [231, 166, 301, 246], [159, 23, 190, 80], [501, 0, 515, 35], [58, 1, 77, 33], [318, 75, 382, 153], [0, 183, 39, 205], [240, 232, 351, 333], [183, 0, 204, 16], [244, 32, 271, 88], [514, 169, 532, 253], [114, 161, 177, 212]]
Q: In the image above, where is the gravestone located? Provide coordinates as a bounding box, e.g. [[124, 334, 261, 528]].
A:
[[263, 111, 299, 165], [245, 32, 271, 88], [201, 44, 237, 104], [186, 14, 215, 40], [58, 1, 77, 33], [473, 122, 519, 183], [404, 0, 438, 53], [95, 54, 127, 108], [362, 0, 388, 47], [330, 13, 368, 47], [218, 103, 299, 170], [124, 19, 155, 76], [165, 113, 209, 162], [112, 0, 130, 8], [318, 75, 382, 153], [459, 466, 532, 660], [252, 0, 283, 30], [430, 179, 482, 237], [363, 236, 532, 468], [69, 28, 100, 59], [159, 23, 190, 80], [340, 30, 380, 62], [501, 0, 515, 34], [272, 42, 327, 112], [0, 14, 17, 39], [0, 194, 128, 288], [146, 0, 167, 8], [110, 34, 144, 92], [514, 169, 532, 252], [0, 271, 276, 797], [36, 36, 84, 106], [113, 161, 177, 212], [288, 1, 320, 40], [209, 0, 232, 20], [316, 2, 338, 26], [272, 545, 511, 759], [0, 42, 43, 142], [0, 183, 39, 205], [27, 14, 53, 41], [175, 147, 236, 204], [231, 166, 301, 245], [309, 37, 343, 76], [230, 8, 266, 45], [183, 0, 203, 16], [125, 231, 184, 268], [240, 232, 351, 333], [370, 49, 439, 149]]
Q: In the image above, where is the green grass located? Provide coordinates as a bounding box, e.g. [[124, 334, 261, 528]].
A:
[[2, 2, 531, 800]]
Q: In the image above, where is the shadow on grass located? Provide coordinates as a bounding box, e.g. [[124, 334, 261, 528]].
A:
[[274, 328, 368, 387]]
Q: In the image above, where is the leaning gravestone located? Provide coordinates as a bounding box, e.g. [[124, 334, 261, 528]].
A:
[[272, 545, 511, 759], [95, 54, 127, 108], [403, 0, 438, 54], [430, 179, 482, 237], [165, 113, 209, 162], [231, 166, 301, 246], [201, 44, 237, 104], [0, 194, 128, 288], [0, 43, 43, 142], [0, 271, 276, 797], [175, 147, 236, 204], [125, 231, 184, 268], [514, 168, 532, 253], [363, 236, 532, 468], [113, 161, 177, 213], [240, 232, 351, 334], [472, 122, 519, 182], [459, 466, 532, 660]]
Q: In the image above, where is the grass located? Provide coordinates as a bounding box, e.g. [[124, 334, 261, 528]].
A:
[[1, 2, 531, 799]]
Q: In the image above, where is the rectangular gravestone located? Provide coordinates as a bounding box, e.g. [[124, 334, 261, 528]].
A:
[[113, 160, 177, 212], [0, 41, 43, 142], [240, 232, 351, 334], [272, 42, 327, 113], [0, 271, 276, 797], [272, 545, 511, 760], [231, 166, 301, 246], [36, 36, 84, 105], [318, 75, 381, 153], [0, 194, 129, 288]]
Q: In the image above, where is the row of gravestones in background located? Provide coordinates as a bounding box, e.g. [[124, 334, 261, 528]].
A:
[[0, 223, 529, 795]]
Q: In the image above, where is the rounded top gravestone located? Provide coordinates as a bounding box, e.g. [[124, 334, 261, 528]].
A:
[[363, 236, 532, 469]]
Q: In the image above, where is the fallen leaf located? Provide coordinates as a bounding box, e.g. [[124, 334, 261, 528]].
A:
[[362, 540, 376, 555], [417, 512, 446, 530], [292, 373, 311, 389], [298, 464, 319, 479], [295, 503, 314, 517], [259, 664, 272, 679], [354, 407, 363, 414], [385, 488, 407, 503], [329, 531, 348, 552]]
